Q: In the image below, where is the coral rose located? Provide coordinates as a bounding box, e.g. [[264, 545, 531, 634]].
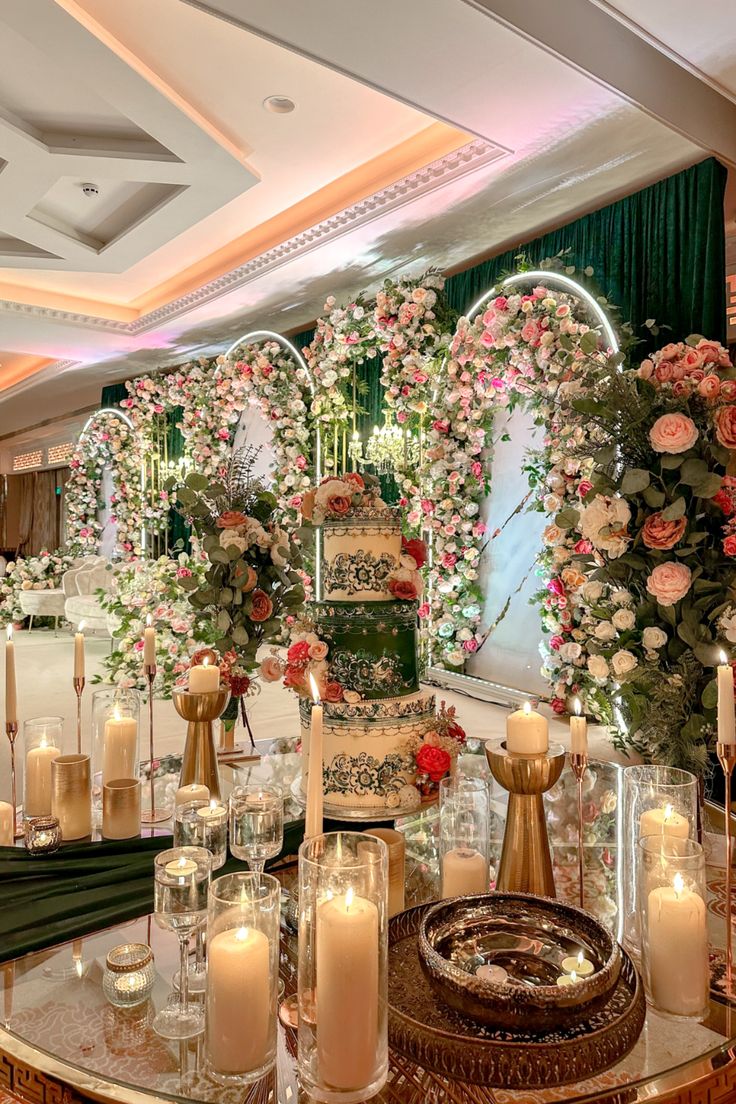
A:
[[646, 562, 692, 606], [309, 641, 329, 661], [698, 375, 720, 399], [649, 413, 699, 454], [402, 537, 427, 568], [326, 494, 352, 516], [234, 564, 258, 592], [389, 577, 418, 601], [724, 536, 736, 557], [715, 405, 736, 449], [323, 681, 344, 703], [216, 510, 248, 529], [249, 589, 273, 622], [259, 656, 283, 682], [416, 743, 452, 782], [343, 472, 365, 492], [287, 640, 311, 666], [641, 512, 687, 550]]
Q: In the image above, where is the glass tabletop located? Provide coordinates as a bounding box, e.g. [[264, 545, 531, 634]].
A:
[[2, 751, 736, 1104]]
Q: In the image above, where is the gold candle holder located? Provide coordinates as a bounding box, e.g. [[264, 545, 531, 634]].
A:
[[5, 721, 22, 839], [570, 752, 589, 909], [718, 741, 736, 997], [51, 753, 92, 841], [485, 740, 566, 898], [140, 663, 168, 825], [103, 778, 141, 840], [73, 676, 85, 754], [172, 688, 230, 799]]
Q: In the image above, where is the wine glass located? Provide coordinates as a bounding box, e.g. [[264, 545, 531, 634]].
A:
[[173, 799, 227, 993], [153, 846, 211, 1039], [229, 784, 284, 873]]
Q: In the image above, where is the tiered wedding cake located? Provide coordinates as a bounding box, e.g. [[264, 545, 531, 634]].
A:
[[287, 473, 435, 813]]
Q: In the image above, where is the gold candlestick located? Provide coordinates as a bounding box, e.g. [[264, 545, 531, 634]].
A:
[[140, 663, 169, 825], [718, 741, 736, 998], [73, 676, 85, 754], [172, 688, 230, 799], [570, 751, 589, 909], [5, 721, 22, 839], [485, 740, 566, 898]]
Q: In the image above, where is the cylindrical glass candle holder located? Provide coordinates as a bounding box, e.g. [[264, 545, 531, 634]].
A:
[[638, 836, 709, 1019], [298, 831, 388, 1104], [205, 871, 280, 1083], [439, 776, 490, 898], [23, 716, 62, 819], [51, 754, 91, 840], [103, 943, 155, 1008], [24, 814, 61, 856], [102, 779, 141, 840], [92, 689, 140, 817], [362, 828, 405, 918], [174, 799, 227, 870], [622, 765, 698, 953]]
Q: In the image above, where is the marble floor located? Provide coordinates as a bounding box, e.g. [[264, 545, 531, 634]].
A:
[[0, 627, 635, 805]]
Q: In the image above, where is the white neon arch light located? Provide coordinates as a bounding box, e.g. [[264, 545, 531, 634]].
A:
[[467, 269, 620, 355], [78, 406, 148, 553]]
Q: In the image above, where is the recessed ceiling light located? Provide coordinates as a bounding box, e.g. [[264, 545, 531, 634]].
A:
[[262, 95, 296, 114]]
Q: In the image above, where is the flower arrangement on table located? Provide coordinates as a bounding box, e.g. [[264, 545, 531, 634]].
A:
[[0, 550, 74, 628], [549, 336, 736, 771]]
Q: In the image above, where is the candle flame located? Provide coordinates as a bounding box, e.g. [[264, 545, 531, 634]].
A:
[[720, 649, 729, 666], [209, 798, 218, 812], [570, 970, 577, 982], [308, 672, 321, 704], [523, 701, 532, 715], [146, 613, 153, 627], [574, 698, 582, 717], [235, 926, 249, 941], [40, 736, 47, 749], [177, 857, 188, 870], [78, 620, 86, 634], [345, 886, 354, 911], [113, 705, 121, 722], [664, 802, 674, 823], [673, 872, 685, 898], [203, 657, 209, 668], [577, 951, 584, 967], [6, 625, 12, 642]]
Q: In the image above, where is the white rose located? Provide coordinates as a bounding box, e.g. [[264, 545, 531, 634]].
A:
[[558, 642, 582, 661], [218, 529, 246, 553], [544, 494, 563, 513], [594, 621, 616, 642], [578, 495, 631, 559], [642, 626, 667, 649], [581, 580, 604, 603], [587, 654, 610, 679], [720, 612, 736, 644], [611, 588, 633, 606], [611, 649, 638, 677], [612, 608, 635, 631]]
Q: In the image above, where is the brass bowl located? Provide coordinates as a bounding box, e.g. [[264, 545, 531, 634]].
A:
[[418, 892, 622, 1032]]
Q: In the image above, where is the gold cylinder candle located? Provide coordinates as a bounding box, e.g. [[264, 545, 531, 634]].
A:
[[51, 754, 92, 840], [364, 828, 405, 918], [103, 779, 141, 840]]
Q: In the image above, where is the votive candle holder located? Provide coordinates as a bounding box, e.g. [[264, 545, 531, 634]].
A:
[[175, 799, 227, 870]]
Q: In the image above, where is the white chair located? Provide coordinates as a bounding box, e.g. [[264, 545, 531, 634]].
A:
[[18, 587, 67, 631], [63, 559, 114, 633]]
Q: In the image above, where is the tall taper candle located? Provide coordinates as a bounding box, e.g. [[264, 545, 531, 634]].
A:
[[143, 614, 156, 667], [305, 673, 323, 839], [718, 651, 736, 746], [570, 698, 588, 755], [74, 626, 85, 681], [5, 626, 17, 726]]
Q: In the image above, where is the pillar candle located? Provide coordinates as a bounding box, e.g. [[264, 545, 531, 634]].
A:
[[647, 874, 708, 1015], [189, 659, 220, 693], [74, 628, 85, 681], [143, 616, 156, 667], [206, 926, 271, 1074], [718, 653, 736, 746], [0, 801, 13, 846], [103, 711, 138, 784], [25, 740, 61, 817], [305, 674, 323, 839], [175, 783, 209, 806], [639, 803, 689, 840], [364, 828, 405, 918], [570, 700, 588, 755], [5, 627, 17, 726], [316, 889, 379, 1090], [506, 701, 548, 755], [441, 847, 488, 897], [102, 779, 141, 840]]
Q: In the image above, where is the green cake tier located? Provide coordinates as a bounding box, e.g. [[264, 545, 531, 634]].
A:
[[311, 599, 419, 700]]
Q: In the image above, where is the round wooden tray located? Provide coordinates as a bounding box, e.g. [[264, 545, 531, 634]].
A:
[[388, 904, 646, 1089]]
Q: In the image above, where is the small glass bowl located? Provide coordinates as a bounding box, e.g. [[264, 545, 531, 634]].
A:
[[103, 943, 155, 1008], [24, 815, 61, 856]]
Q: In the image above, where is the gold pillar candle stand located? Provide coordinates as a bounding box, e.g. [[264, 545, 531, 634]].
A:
[[51, 753, 92, 841], [5, 720, 22, 839], [485, 739, 566, 898], [173, 688, 230, 800], [717, 741, 736, 997], [141, 664, 168, 825], [73, 676, 85, 754], [570, 751, 589, 909]]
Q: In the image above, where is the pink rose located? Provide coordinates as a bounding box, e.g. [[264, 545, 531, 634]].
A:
[[309, 641, 329, 661], [574, 539, 593, 554], [549, 635, 564, 651], [696, 339, 726, 365], [680, 349, 703, 373], [659, 343, 681, 361], [716, 405, 736, 448], [649, 413, 699, 454], [646, 562, 692, 606], [462, 638, 479, 653], [521, 321, 539, 343], [722, 381, 736, 402], [260, 656, 284, 682], [432, 420, 450, 434], [697, 375, 720, 399], [494, 296, 508, 310], [638, 359, 654, 379], [655, 361, 674, 383], [577, 479, 593, 498], [417, 603, 430, 619]]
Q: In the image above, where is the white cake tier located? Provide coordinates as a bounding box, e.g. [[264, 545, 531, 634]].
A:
[[321, 506, 401, 602], [300, 691, 436, 810]]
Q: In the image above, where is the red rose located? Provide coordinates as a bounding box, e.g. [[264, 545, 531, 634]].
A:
[[447, 719, 466, 744], [550, 697, 567, 715], [287, 640, 311, 666], [283, 666, 306, 691], [641, 512, 687, 550], [249, 589, 273, 622], [216, 510, 248, 529], [389, 578, 418, 601], [324, 681, 344, 703], [343, 472, 365, 492], [716, 405, 736, 449], [326, 494, 351, 516], [714, 489, 736, 516], [416, 743, 452, 782], [724, 536, 736, 557], [402, 537, 427, 568]]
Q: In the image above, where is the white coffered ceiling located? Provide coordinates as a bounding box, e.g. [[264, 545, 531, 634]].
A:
[[0, 0, 734, 440]]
